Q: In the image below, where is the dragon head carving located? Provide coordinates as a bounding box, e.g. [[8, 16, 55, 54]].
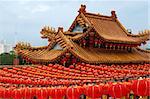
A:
[[40, 26, 57, 42]]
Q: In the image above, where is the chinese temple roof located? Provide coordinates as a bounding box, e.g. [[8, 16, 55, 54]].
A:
[[14, 5, 150, 65], [15, 29, 150, 64], [68, 5, 149, 44]]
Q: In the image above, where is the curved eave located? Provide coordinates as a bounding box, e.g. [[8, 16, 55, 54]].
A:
[[18, 48, 68, 63], [102, 36, 149, 44], [14, 46, 48, 52], [136, 47, 150, 53], [68, 42, 150, 64]]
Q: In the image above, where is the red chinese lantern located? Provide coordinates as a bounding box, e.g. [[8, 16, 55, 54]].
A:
[[94, 39, 98, 44], [3, 67, 8, 71], [84, 85, 103, 98], [132, 79, 149, 96], [69, 65, 75, 69], [89, 32, 95, 36], [24, 87, 32, 99], [36, 88, 48, 99], [82, 39, 86, 46], [48, 64, 53, 67], [36, 88, 42, 99], [31, 87, 37, 98], [146, 79, 150, 96], [47, 87, 52, 97], [123, 82, 132, 94], [72, 58, 77, 64], [66, 86, 83, 99], [66, 53, 71, 58], [98, 40, 102, 44], [108, 83, 129, 98], [89, 39, 94, 45], [3, 88, 12, 98], [58, 66, 63, 70], [12, 89, 22, 99], [51, 87, 66, 99], [0, 88, 5, 98], [42, 88, 48, 98], [82, 33, 86, 37]]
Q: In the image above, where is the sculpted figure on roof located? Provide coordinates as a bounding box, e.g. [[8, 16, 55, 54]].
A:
[[15, 42, 31, 49], [40, 26, 57, 42]]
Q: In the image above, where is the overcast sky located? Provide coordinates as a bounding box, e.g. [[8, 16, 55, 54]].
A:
[[0, 0, 149, 48]]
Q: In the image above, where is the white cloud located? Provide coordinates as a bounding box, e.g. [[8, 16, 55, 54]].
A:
[[31, 4, 50, 13], [18, 0, 30, 5], [18, 15, 28, 19], [17, 4, 51, 19], [0, 0, 149, 46]]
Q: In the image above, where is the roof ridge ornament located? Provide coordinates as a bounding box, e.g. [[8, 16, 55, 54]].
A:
[[111, 10, 117, 20], [15, 42, 31, 50], [58, 27, 64, 32], [40, 26, 56, 42], [139, 30, 150, 36], [78, 4, 86, 14]]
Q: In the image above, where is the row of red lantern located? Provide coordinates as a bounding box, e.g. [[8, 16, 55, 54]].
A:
[[21, 67, 98, 80], [79, 35, 139, 48], [0, 87, 66, 99], [0, 63, 149, 86], [80, 63, 150, 71], [104, 64, 150, 71], [50, 63, 149, 78], [0, 72, 146, 87], [81, 31, 140, 48], [11, 63, 149, 75], [59, 52, 78, 66], [1, 66, 99, 85], [21, 65, 99, 80], [74, 66, 148, 80], [1, 68, 148, 81], [0, 76, 85, 86], [0, 79, 149, 98], [36, 65, 134, 81], [78, 63, 149, 75], [0, 65, 148, 84]]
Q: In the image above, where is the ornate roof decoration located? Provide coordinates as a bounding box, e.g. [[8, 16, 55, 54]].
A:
[[128, 30, 150, 37], [40, 26, 57, 42], [15, 42, 31, 50], [78, 4, 86, 14]]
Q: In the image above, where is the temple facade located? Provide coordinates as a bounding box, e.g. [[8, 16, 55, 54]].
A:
[[14, 5, 150, 67]]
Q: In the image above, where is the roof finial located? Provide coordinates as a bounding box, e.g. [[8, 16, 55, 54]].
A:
[[111, 10, 117, 19], [78, 4, 86, 14], [58, 27, 63, 32]]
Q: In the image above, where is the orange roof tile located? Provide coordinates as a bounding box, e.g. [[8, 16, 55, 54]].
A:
[[18, 49, 65, 62], [84, 13, 149, 44]]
